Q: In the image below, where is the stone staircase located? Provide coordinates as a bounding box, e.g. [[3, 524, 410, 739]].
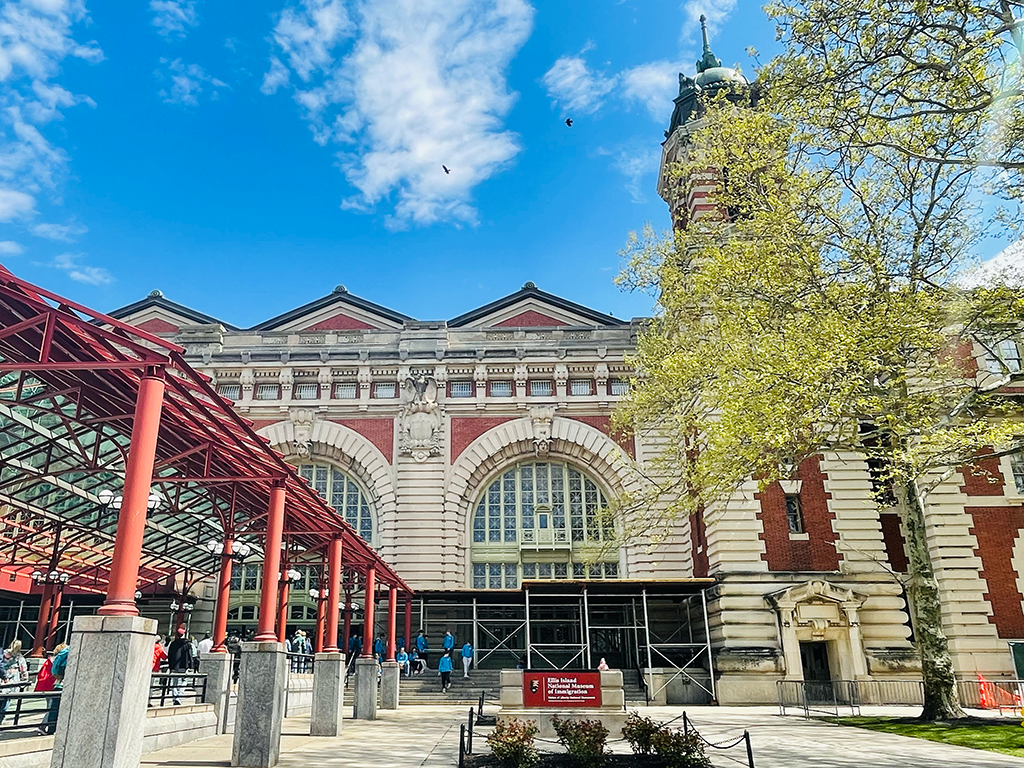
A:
[[621, 669, 650, 704], [396, 668, 501, 706]]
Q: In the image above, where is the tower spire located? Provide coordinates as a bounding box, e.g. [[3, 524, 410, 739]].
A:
[[696, 14, 722, 73]]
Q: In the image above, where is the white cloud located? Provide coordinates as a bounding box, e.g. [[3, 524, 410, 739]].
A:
[[149, 0, 199, 40], [263, 0, 533, 228], [0, 240, 23, 254], [541, 53, 616, 116], [959, 241, 1024, 287], [51, 252, 112, 286], [597, 144, 660, 203], [621, 60, 685, 120], [157, 58, 228, 106], [0, 1, 101, 222], [0, 188, 36, 220], [31, 219, 86, 241], [681, 0, 738, 40]]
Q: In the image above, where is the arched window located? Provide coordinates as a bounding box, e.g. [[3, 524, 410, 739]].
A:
[[469, 461, 620, 589], [296, 463, 375, 545]]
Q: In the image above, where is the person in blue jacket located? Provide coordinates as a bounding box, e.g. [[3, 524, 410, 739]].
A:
[[415, 630, 429, 671], [437, 651, 453, 692], [461, 641, 474, 678], [442, 630, 454, 654], [396, 647, 410, 676], [373, 633, 385, 660]]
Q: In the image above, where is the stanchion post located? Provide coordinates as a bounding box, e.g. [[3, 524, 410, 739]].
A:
[[468, 708, 474, 754], [683, 711, 689, 738], [459, 723, 466, 768], [744, 730, 755, 768]]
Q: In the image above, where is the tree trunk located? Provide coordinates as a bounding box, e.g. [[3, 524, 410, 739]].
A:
[[901, 481, 965, 720]]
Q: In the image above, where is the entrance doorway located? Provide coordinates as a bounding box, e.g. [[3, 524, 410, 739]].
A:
[[800, 641, 832, 703]]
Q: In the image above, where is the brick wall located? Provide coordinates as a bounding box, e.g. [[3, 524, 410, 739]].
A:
[[451, 417, 515, 462], [755, 455, 841, 572], [969, 505, 1024, 638], [493, 310, 567, 328], [332, 418, 394, 463], [305, 313, 375, 331], [691, 507, 709, 578], [566, 415, 635, 459], [960, 454, 1005, 497], [879, 512, 909, 572]]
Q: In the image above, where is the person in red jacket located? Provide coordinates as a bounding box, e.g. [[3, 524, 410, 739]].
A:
[[152, 638, 167, 672]]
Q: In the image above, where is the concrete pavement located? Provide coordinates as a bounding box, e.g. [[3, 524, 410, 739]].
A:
[[139, 704, 1024, 768]]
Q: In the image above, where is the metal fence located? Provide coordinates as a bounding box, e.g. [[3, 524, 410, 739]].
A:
[[778, 678, 1024, 717], [149, 672, 208, 707], [0, 689, 62, 733], [287, 652, 315, 673]]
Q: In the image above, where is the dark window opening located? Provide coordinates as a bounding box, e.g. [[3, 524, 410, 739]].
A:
[[785, 494, 804, 533]]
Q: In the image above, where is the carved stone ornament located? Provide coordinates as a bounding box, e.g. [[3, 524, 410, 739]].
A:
[[529, 406, 557, 456], [289, 408, 318, 459], [399, 373, 444, 462]]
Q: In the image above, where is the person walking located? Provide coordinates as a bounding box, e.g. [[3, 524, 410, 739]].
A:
[[0, 640, 27, 723], [167, 625, 194, 705], [415, 630, 429, 671], [461, 641, 473, 678], [197, 631, 213, 658], [36, 643, 67, 735], [152, 637, 167, 672], [437, 651, 453, 693]]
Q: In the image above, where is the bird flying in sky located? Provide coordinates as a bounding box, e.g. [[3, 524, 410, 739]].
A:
[[443, 165, 451, 174], [565, 118, 573, 127]]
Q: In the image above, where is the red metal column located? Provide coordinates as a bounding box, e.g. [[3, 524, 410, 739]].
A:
[[254, 483, 286, 642], [386, 585, 397, 662], [360, 566, 375, 659], [323, 537, 342, 652], [211, 537, 233, 653], [45, 588, 62, 650], [276, 559, 289, 644], [341, 588, 352, 655], [314, 595, 326, 653], [98, 369, 165, 617], [404, 597, 412, 651], [30, 582, 54, 657]]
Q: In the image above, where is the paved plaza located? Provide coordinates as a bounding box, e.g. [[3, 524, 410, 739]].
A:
[[137, 705, 1024, 768]]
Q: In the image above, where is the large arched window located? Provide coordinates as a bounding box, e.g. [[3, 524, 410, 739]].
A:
[[469, 461, 620, 589], [296, 463, 375, 545]]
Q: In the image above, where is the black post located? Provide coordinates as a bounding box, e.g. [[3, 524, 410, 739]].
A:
[[744, 730, 755, 768], [459, 723, 466, 768], [683, 711, 689, 739], [468, 708, 475, 754], [478, 690, 485, 717]]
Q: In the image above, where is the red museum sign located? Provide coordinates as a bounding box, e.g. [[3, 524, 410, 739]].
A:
[[523, 672, 602, 707]]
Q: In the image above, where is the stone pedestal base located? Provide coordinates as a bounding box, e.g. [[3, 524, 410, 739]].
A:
[[310, 652, 344, 736], [352, 657, 378, 720], [199, 653, 233, 734], [50, 614, 157, 768], [380, 661, 400, 710], [231, 642, 286, 768]]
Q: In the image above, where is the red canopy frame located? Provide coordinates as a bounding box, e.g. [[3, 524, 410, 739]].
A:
[[0, 265, 410, 603]]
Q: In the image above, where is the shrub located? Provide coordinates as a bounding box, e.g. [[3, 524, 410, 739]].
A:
[[551, 716, 609, 768], [622, 712, 660, 756], [486, 718, 539, 768], [651, 728, 711, 768]]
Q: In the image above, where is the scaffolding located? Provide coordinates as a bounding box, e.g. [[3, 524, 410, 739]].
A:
[[412, 578, 716, 703]]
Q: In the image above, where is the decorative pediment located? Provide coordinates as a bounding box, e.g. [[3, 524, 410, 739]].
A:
[[252, 285, 412, 332], [108, 290, 234, 334], [767, 579, 864, 611], [448, 282, 626, 329]]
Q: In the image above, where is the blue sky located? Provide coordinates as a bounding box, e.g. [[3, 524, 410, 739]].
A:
[[0, 0, 784, 326]]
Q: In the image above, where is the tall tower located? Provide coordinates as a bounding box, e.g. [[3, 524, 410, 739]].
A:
[[657, 15, 752, 231]]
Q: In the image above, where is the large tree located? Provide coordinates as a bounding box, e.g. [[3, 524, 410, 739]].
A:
[[615, 2, 1024, 721]]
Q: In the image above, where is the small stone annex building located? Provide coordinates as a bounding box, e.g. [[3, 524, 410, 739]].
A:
[[2, 21, 1023, 710]]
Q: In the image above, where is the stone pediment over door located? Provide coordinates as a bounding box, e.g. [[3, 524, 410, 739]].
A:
[[767, 580, 869, 680]]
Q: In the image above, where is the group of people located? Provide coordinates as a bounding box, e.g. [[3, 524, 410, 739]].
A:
[[392, 630, 474, 692], [1, 638, 69, 734], [152, 626, 211, 705]]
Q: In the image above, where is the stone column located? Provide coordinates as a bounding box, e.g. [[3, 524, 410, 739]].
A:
[[310, 651, 345, 736], [200, 653, 233, 734], [353, 656, 378, 720], [843, 604, 869, 678], [231, 641, 287, 768], [779, 607, 803, 679], [380, 661, 400, 710], [49, 615, 156, 768]]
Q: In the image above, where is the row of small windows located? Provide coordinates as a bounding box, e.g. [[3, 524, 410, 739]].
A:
[[472, 561, 620, 589], [217, 378, 630, 402]]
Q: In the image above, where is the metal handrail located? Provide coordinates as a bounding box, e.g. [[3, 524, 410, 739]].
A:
[[0, 690, 62, 733], [149, 672, 208, 707]]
